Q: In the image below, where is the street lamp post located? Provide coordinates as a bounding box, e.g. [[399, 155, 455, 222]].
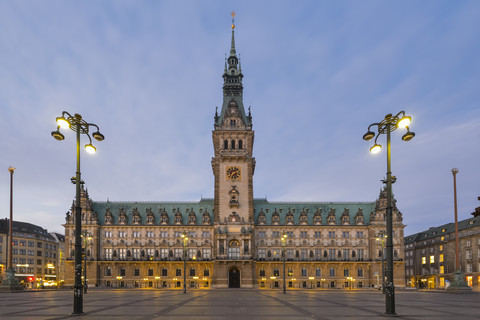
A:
[[447, 169, 471, 291], [281, 232, 288, 294], [81, 231, 92, 293], [1, 167, 22, 290], [51, 112, 104, 314], [363, 111, 415, 316], [181, 231, 189, 294]]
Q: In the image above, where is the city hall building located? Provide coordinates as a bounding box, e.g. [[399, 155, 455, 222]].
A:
[[63, 21, 406, 290]]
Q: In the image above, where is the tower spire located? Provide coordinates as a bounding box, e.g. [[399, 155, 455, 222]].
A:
[[230, 11, 236, 57]]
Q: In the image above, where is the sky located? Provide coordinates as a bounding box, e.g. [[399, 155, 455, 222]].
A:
[[1, 0, 479, 237]]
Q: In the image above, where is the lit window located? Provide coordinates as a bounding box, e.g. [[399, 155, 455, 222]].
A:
[[440, 236, 445, 241], [439, 245, 443, 251], [422, 257, 426, 264], [439, 265, 444, 274], [439, 254, 444, 263], [430, 255, 434, 264]]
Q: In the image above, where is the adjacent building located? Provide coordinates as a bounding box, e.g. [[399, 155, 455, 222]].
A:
[[404, 211, 480, 289], [0, 219, 61, 288], [63, 20, 406, 290]]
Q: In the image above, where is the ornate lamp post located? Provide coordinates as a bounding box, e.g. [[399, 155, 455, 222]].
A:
[[181, 231, 189, 294], [281, 232, 288, 294], [81, 231, 93, 293], [51, 112, 104, 314], [363, 111, 415, 315]]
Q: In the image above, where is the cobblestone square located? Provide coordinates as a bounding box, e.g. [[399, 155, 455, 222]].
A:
[[0, 289, 478, 320]]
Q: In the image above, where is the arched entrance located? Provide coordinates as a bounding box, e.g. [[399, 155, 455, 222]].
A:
[[228, 267, 240, 288]]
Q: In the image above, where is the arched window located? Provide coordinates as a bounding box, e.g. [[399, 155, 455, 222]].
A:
[[231, 140, 236, 149], [238, 140, 243, 149], [105, 267, 111, 276], [224, 140, 228, 149]]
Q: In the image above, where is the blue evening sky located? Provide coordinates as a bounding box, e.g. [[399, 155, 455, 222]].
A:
[[1, 0, 479, 236]]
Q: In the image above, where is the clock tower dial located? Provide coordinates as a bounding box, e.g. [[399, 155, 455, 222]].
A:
[[226, 166, 241, 180]]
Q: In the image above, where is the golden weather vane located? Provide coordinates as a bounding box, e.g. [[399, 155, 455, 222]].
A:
[[231, 11, 235, 29]]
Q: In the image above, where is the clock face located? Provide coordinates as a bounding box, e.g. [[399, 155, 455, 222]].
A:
[[226, 166, 241, 180]]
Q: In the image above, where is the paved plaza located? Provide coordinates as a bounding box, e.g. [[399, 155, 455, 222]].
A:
[[0, 289, 478, 320]]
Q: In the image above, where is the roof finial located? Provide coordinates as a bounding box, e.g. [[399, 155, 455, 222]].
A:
[[231, 11, 236, 29]]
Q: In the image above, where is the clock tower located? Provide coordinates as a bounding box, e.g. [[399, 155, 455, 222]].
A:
[[212, 15, 255, 233]]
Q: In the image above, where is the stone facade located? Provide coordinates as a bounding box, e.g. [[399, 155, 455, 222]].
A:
[[404, 211, 480, 289], [0, 220, 61, 288], [63, 20, 406, 290]]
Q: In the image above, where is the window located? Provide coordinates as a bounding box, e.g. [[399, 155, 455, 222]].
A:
[[133, 248, 140, 259], [146, 268, 153, 276], [439, 245, 443, 251], [342, 249, 350, 261], [259, 268, 265, 277], [28, 250, 34, 256], [231, 140, 236, 149], [37, 250, 42, 256], [119, 267, 126, 276], [176, 268, 182, 276], [356, 231, 363, 238], [119, 248, 126, 260], [204, 268, 209, 277], [466, 263, 472, 273], [439, 254, 444, 263], [272, 231, 280, 238], [316, 268, 321, 277], [314, 231, 321, 238], [328, 249, 335, 261], [161, 268, 168, 276], [358, 268, 364, 277], [344, 268, 349, 277], [188, 248, 196, 259], [422, 257, 426, 264], [356, 249, 364, 260], [315, 249, 322, 260], [202, 248, 211, 259], [146, 231, 154, 238], [105, 231, 112, 237], [37, 242, 42, 248], [258, 249, 266, 259], [440, 236, 445, 241], [160, 231, 168, 238], [118, 231, 127, 238], [430, 255, 434, 264], [342, 231, 349, 238], [238, 140, 243, 149], [134, 268, 140, 276], [466, 240, 472, 247], [202, 231, 210, 238], [328, 231, 335, 238], [440, 265, 444, 274], [174, 249, 183, 259], [300, 231, 308, 238], [288, 268, 293, 277], [257, 231, 266, 238], [105, 267, 112, 276], [300, 249, 308, 260], [28, 241, 34, 247], [132, 231, 140, 238], [273, 268, 279, 277], [329, 268, 335, 277], [301, 268, 307, 277], [224, 140, 228, 149], [466, 250, 472, 259], [160, 248, 168, 259]]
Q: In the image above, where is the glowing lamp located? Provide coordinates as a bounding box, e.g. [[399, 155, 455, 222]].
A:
[[85, 144, 96, 154], [56, 116, 70, 129], [397, 116, 411, 128], [370, 144, 382, 154]]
